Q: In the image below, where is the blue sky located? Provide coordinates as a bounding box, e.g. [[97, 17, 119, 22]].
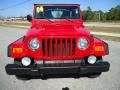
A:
[[0, 0, 120, 17]]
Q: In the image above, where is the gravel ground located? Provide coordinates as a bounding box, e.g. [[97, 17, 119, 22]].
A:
[[0, 27, 120, 90]]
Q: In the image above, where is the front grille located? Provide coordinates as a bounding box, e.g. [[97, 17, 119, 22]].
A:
[[42, 38, 76, 59]]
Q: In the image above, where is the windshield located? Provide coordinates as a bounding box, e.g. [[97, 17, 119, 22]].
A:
[[34, 6, 80, 19]]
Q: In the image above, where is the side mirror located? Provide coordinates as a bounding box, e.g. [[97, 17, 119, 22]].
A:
[[27, 14, 32, 22]]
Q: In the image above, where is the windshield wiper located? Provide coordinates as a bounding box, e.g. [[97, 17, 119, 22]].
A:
[[39, 17, 54, 23], [59, 17, 73, 23]]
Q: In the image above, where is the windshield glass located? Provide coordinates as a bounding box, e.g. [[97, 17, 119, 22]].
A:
[[34, 6, 80, 19]]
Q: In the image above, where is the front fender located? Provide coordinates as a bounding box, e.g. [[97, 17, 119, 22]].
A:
[[92, 37, 109, 56], [8, 36, 26, 58]]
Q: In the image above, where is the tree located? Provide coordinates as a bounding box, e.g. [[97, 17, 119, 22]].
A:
[[83, 5, 120, 21], [107, 5, 120, 20], [83, 6, 94, 21], [86, 6, 94, 20]]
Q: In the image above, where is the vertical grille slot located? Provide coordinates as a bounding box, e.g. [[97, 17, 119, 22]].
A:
[[48, 39, 50, 56], [72, 38, 76, 55], [42, 38, 76, 59]]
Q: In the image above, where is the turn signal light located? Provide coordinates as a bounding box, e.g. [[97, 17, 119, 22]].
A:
[[95, 46, 104, 51], [13, 48, 23, 53]]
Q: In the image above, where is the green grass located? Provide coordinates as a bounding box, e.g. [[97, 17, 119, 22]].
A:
[[0, 24, 28, 29], [1, 22, 30, 26], [93, 35, 120, 42], [87, 26, 120, 34]]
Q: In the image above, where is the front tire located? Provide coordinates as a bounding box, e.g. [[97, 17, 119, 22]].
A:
[[88, 73, 102, 78], [88, 56, 103, 78], [14, 58, 22, 66], [16, 75, 31, 80]]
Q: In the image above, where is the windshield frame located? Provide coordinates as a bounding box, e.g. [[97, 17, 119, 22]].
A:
[[33, 4, 81, 20]]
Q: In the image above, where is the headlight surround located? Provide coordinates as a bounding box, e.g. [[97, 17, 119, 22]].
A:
[[29, 38, 40, 50], [77, 38, 89, 50]]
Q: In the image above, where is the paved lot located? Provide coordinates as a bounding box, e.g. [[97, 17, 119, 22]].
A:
[[0, 27, 120, 90]]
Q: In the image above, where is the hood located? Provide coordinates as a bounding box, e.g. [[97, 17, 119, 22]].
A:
[[26, 20, 90, 36]]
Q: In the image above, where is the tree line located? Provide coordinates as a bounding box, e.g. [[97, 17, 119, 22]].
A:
[[83, 5, 120, 21]]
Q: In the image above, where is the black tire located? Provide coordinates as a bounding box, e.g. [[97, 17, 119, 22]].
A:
[[16, 75, 31, 80], [96, 56, 103, 63], [88, 56, 102, 78], [88, 73, 102, 78], [14, 59, 22, 66], [14, 59, 31, 80], [41, 74, 47, 80]]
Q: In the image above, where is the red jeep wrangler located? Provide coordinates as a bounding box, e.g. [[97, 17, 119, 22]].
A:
[[5, 4, 110, 80]]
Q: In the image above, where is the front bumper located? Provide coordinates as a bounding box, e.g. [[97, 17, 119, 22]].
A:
[[5, 61, 110, 77]]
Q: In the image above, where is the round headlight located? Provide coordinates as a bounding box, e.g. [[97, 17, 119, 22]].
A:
[[21, 57, 31, 66], [29, 38, 40, 50], [77, 38, 89, 50]]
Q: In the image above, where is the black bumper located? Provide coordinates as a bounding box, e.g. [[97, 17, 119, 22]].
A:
[[5, 62, 110, 76]]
